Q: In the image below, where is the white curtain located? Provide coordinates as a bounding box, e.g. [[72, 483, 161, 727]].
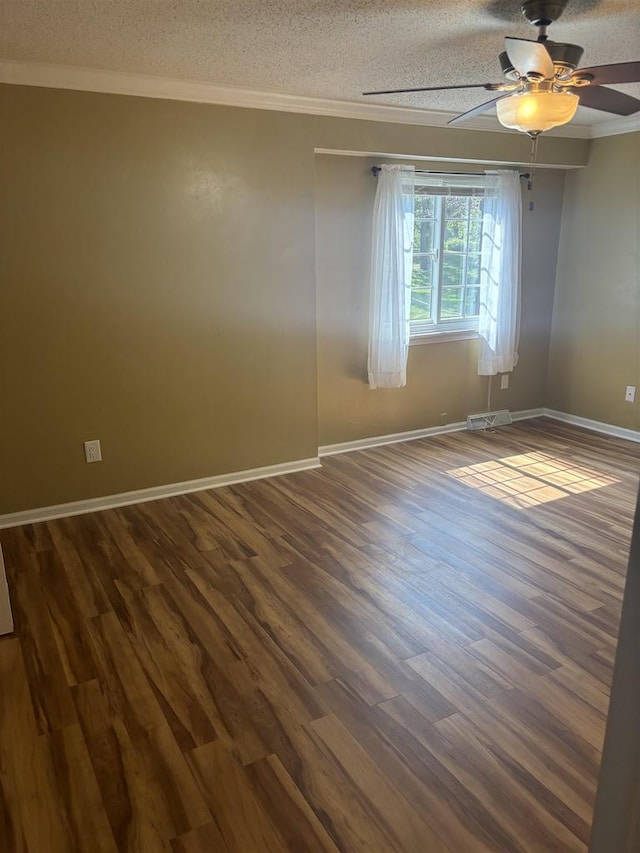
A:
[[478, 170, 522, 376], [368, 165, 415, 389]]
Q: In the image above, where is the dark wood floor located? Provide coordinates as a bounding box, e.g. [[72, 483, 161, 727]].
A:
[[1, 418, 637, 852]]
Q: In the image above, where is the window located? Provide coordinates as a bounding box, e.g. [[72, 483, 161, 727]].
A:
[[411, 175, 487, 339]]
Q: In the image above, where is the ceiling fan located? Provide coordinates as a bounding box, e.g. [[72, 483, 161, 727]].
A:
[[363, 0, 640, 136]]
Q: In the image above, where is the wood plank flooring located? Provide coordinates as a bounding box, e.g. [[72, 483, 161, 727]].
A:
[[0, 418, 637, 852]]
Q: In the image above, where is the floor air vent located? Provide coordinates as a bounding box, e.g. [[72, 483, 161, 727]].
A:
[[467, 409, 513, 431]]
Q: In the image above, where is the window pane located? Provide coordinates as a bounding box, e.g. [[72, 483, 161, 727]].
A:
[[466, 253, 481, 286], [411, 190, 436, 327], [444, 196, 469, 220], [465, 286, 480, 317], [412, 257, 433, 288], [414, 195, 435, 218], [411, 185, 485, 335], [444, 219, 467, 253], [411, 288, 432, 320], [468, 219, 482, 253], [469, 196, 483, 218], [441, 286, 463, 318], [414, 219, 435, 253], [442, 253, 464, 287]]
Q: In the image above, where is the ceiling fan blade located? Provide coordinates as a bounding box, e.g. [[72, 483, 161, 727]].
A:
[[575, 85, 640, 116], [362, 83, 492, 96], [447, 94, 510, 126], [576, 61, 640, 86], [505, 37, 554, 78]]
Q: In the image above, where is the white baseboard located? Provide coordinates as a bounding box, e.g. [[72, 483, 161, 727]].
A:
[[319, 406, 640, 458], [2, 407, 636, 529], [319, 421, 468, 456], [512, 408, 547, 422], [319, 407, 546, 456], [0, 457, 321, 530], [543, 409, 640, 443]]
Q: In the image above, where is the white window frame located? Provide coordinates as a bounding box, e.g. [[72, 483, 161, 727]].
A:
[[410, 175, 488, 344]]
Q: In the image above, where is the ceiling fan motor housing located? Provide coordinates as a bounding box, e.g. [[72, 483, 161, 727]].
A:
[[499, 41, 584, 80], [521, 0, 568, 27]]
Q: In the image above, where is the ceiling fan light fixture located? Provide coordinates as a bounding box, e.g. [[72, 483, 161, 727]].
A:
[[496, 88, 579, 133]]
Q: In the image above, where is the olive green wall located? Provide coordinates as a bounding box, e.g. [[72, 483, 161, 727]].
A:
[[0, 83, 588, 514], [0, 85, 319, 513], [546, 132, 640, 431], [315, 155, 566, 445]]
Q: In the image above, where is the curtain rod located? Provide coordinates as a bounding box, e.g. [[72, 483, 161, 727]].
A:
[[371, 167, 530, 179]]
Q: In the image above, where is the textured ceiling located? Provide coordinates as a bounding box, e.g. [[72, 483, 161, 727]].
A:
[[1, 0, 639, 125]]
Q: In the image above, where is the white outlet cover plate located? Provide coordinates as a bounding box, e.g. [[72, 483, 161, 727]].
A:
[[84, 439, 102, 463], [625, 386, 636, 403]]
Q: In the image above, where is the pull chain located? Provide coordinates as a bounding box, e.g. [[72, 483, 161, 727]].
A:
[[527, 132, 539, 210]]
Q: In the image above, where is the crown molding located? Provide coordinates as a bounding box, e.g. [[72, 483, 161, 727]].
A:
[[0, 59, 590, 137], [1, 59, 636, 139], [0, 59, 473, 129], [0, 59, 521, 132], [589, 112, 640, 139]]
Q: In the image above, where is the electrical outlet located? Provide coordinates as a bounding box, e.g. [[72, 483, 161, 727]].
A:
[[500, 375, 509, 390], [625, 386, 636, 403], [84, 439, 102, 463]]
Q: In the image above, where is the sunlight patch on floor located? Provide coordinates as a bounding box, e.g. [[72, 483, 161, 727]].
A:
[[447, 451, 619, 509]]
